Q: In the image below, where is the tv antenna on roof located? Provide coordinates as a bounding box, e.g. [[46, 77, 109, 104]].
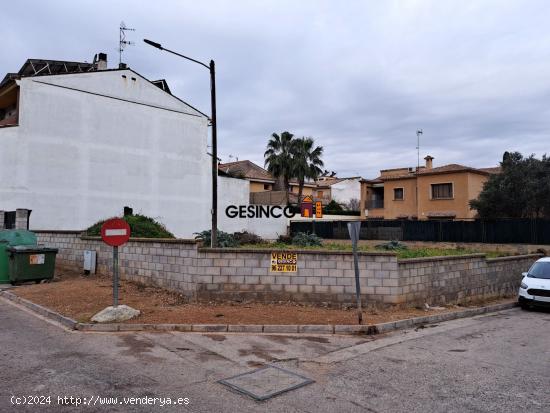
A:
[[416, 129, 423, 172], [119, 21, 135, 65]]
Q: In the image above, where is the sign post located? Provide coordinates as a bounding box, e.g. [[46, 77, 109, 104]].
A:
[[315, 201, 323, 219], [101, 218, 131, 307], [113, 246, 119, 307], [347, 221, 363, 324]]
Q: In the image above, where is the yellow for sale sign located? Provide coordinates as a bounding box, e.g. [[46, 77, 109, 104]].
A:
[[270, 252, 298, 272]]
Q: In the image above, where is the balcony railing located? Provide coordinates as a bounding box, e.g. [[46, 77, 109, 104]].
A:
[[366, 199, 384, 209]]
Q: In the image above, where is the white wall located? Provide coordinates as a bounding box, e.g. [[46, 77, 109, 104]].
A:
[[0, 69, 211, 238], [217, 176, 288, 240], [331, 178, 361, 206]]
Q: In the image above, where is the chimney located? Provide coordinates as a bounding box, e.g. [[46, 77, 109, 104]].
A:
[[424, 155, 434, 169], [96, 53, 107, 70]]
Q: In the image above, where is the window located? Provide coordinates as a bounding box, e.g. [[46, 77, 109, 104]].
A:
[[263, 184, 270, 190], [318, 190, 324, 198], [393, 188, 404, 200], [431, 183, 453, 199], [528, 262, 550, 279]]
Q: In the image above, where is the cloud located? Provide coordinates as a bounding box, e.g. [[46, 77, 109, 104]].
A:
[[2, 0, 549, 178]]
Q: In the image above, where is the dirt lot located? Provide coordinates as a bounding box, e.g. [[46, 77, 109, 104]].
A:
[[12, 267, 515, 325]]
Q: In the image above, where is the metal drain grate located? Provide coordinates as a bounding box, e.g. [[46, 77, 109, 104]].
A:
[[218, 365, 314, 401]]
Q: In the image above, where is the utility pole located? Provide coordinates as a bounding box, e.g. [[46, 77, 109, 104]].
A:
[[143, 39, 218, 247], [209, 59, 218, 248], [416, 129, 423, 219]]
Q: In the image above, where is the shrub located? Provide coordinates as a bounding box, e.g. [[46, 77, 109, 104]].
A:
[[375, 240, 408, 250], [323, 200, 344, 214], [322, 210, 361, 216], [86, 214, 174, 238], [233, 231, 263, 245], [292, 232, 323, 247], [194, 230, 239, 248], [277, 234, 293, 244]]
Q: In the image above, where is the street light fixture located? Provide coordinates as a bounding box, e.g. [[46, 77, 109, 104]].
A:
[[143, 38, 218, 247]]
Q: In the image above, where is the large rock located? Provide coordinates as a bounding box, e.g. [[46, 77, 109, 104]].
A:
[[91, 305, 140, 323]]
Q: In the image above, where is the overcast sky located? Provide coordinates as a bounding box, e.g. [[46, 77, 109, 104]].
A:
[[2, 1, 549, 178]]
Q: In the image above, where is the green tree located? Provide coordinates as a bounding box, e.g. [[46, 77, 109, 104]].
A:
[[291, 137, 324, 203], [470, 152, 550, 218], [324, 200, 344, 213], [264, 132, 295, 203]]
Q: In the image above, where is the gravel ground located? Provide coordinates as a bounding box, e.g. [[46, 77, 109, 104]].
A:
[[13, 267, 514, 325]]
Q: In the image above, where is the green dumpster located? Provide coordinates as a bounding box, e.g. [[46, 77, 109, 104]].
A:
[[0, 230, 38, 284], [7, 245, 58, 284], [0, 240, 9, 283]]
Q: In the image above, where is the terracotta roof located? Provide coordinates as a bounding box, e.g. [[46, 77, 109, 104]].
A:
[[289, 180, 316, 187], [378, 163, 500, 181], [218, 160, 275, 183], [361, 177, 383, 183], [478, 166, 501, 174], [316, 176, 362, 187]]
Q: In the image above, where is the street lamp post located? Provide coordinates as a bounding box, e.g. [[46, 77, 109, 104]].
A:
[[143, 39, 218, 247]]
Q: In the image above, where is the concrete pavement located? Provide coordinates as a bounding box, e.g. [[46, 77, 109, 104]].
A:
[[1, 298, 549, 412]]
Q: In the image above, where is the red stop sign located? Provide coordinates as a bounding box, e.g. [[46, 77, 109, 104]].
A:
[[101, 218, 131, 246]]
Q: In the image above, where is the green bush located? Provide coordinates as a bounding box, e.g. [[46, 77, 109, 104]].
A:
[[323, 200, 344, 214], [233, 231, 263, 245], [292, 232, 323, 247], [194, 230, 239, 248], [86, 214, 174, 238]]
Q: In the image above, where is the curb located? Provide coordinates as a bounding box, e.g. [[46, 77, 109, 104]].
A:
[[0, 290, 78, 330], [0, 290, 517, 335]]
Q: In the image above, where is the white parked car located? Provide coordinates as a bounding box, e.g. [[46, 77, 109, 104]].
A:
[[518, 257, 550, 309]]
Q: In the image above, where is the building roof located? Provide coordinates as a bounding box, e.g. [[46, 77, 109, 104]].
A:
[[0, 55, 208, 119], [316, 176, 362, 188], [218, 160, 317, 187], [289, 180, 316, 187], [218, 160, 275, 183], [0, 59, 98, 89], [478, 166, 502, 174], [373, 163, 500, 181]]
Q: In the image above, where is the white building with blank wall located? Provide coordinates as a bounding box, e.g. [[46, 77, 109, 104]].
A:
[[0, 54, 213, 237]]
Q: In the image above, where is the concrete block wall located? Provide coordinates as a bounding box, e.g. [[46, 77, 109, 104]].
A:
[[35, 231, 199, 298], [398, 254, 539, 305], [35, 231, 541, 307], [193, 249, 400, 306]]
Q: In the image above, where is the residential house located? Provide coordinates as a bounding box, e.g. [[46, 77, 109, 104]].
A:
[[219, 160, 316, 203], [315, 176, 362, 208], [360, 156, 500, 220], [218, 160, 275, 192]]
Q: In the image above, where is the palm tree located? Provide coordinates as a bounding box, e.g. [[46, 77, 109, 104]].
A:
[[264, 132, 295, 203], [291, 137, 324, 203]]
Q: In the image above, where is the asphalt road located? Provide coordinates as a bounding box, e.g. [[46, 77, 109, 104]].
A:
[[0, 298, 548, 413]]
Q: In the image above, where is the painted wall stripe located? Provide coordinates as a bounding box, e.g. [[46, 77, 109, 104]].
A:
[[105, 229, 127, 236]]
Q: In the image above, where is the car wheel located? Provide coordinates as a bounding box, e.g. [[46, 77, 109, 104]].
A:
[[520, 302, 530, 310]]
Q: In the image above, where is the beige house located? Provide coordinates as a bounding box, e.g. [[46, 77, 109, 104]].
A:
[[360, 156, 500, 220], [218, 160, 275, 192], [218, 160, 316, 205], [314, 176, 362, 207]]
